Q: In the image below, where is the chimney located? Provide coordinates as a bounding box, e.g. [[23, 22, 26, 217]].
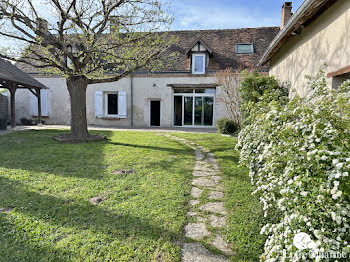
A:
[[281, 2, 293, 30], [36, 18, 48, 34], [110, 16, 119, 34]]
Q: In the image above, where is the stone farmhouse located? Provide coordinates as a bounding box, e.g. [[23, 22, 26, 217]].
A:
[[14, 27, 279, 128]]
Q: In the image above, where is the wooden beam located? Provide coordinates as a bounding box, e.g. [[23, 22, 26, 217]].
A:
[[36, 88, 42, 125], [8, 82, 17, 128], [327, 65, 350, 78], [28, 88, 38, 97]]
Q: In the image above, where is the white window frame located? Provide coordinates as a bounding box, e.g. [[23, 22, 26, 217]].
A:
[[31, 89, 49, 117], [104, 92, 119, 117], [192, 54, 206, 74]]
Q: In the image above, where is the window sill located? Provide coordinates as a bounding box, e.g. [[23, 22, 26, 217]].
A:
[[32, 116, 49, 119], [97, 116, 128, 120], [102, 117, 120, 121]]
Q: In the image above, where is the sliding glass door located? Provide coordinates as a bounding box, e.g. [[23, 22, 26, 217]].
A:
[[184, 96, 193, 126], [174, 88, 215, 127]]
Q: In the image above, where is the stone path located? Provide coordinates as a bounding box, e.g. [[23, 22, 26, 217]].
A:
[[162, 134, 233, 262]]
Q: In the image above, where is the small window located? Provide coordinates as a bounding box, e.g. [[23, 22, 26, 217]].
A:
[[105, 93, 118, 116], [236, 44, 254, 54], [192, 54, 206, 74], [332, 73, 350, 89]]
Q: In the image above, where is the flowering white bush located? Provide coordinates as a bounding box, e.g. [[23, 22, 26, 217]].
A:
[[237, 74, 350, 261]]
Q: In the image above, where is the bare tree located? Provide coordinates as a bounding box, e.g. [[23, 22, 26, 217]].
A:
[[0, 0, 176, 141], [215, 68, 241, 126]]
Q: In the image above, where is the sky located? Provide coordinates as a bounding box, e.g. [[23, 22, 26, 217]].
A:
[[169, 0, 305, 30], [0, 0, 306, 50]]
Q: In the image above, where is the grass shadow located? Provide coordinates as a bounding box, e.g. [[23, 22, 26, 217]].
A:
[[0, 176, 182, 261]]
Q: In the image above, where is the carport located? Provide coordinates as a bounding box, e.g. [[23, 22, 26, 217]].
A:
[[0, 58, 48, 128]]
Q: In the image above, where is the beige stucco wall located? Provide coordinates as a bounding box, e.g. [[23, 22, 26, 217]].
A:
[[14, 78, 70, 124], [269, 0, 350, 96], [14, 75, 230, 128]]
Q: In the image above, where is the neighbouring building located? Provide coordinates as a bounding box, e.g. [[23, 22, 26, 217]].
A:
[[15, 28, 279, 128], [260, 0, 350, 96]]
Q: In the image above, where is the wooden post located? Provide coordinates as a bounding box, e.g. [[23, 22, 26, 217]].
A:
[[37, 88, 42, 125], [9, 84, 16, 128]]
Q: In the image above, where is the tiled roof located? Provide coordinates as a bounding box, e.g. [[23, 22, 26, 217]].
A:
[[0, 57, 47, 89], [161, 27, 280, 73], [17, 27, 279, 75]]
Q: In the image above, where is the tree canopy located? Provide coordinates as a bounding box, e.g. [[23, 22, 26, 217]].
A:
[[0, 0, 176, 84]]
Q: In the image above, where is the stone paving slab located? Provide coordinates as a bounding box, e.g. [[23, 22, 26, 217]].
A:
[[200, 202, 227, 215], [208, 191, 224, 200], [185, 223, 211, 240], [191, 187, 203, 198], [189, 200, 200, 206], [187, 211, 197, 217], [181, 243, 230, 262], [210, 215, 226, 228], [211, 176, 222, 183], [192, 178, 217, 187], [192, 170, 218, 177], [212, 235, 234, 256]]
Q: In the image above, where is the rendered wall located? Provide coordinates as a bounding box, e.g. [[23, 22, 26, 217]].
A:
[[269, 0, 350, 96], [14, 75, 231, 128]]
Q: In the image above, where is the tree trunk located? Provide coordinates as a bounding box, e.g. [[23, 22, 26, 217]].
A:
[[67, 76, 89, 140]]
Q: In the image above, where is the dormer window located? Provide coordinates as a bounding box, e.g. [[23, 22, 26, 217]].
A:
[[236, 43, 254, 54], [187, 39, 213, 75], [192, 54, 206, 74]]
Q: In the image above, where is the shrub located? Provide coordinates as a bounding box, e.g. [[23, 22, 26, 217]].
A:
[[239, 71, 289, 126], [237, 73, 350, 261], [20, 117, 35, 125], [216, 118, 239, 135], [215, 68, 241, 127]]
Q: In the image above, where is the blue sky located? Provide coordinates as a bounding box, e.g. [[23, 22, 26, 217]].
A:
[[0, 0, 305, 50], [169, 0, 305, 30]]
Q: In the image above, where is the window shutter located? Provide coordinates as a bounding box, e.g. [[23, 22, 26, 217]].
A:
[[30, 92, 38, 116], [30, 90, 49, 116], [95, 91, 103, 117], [41, 90, 49, 116], [118, 91, 127, 117]]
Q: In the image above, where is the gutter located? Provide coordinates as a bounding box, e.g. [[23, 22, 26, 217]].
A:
[[258, 0, 318, 66]]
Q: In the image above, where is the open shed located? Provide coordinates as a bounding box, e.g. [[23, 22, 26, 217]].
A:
[[0, 58, 48, 128]]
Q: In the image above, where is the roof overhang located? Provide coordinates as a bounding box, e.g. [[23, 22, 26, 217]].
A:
[[0, 80, 48, 90], [167, 83, 218, 88], [259, 0, 337, 66], [0, 58, 48, 90]]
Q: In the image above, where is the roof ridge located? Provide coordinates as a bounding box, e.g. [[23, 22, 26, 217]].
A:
[[165, 26, 280, 33]]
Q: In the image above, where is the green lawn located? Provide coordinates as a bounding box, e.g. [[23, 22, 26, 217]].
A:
[[172, 133, 266, 262], [0, 130, 264, 261], [0, 130, 194, 261]]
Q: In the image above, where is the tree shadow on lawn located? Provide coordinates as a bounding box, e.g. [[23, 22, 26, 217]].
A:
[[0, 176, 183, 260], [107, 141, 193, 155], [0, 130, 193, 181], [0, 130, 109, 180]]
